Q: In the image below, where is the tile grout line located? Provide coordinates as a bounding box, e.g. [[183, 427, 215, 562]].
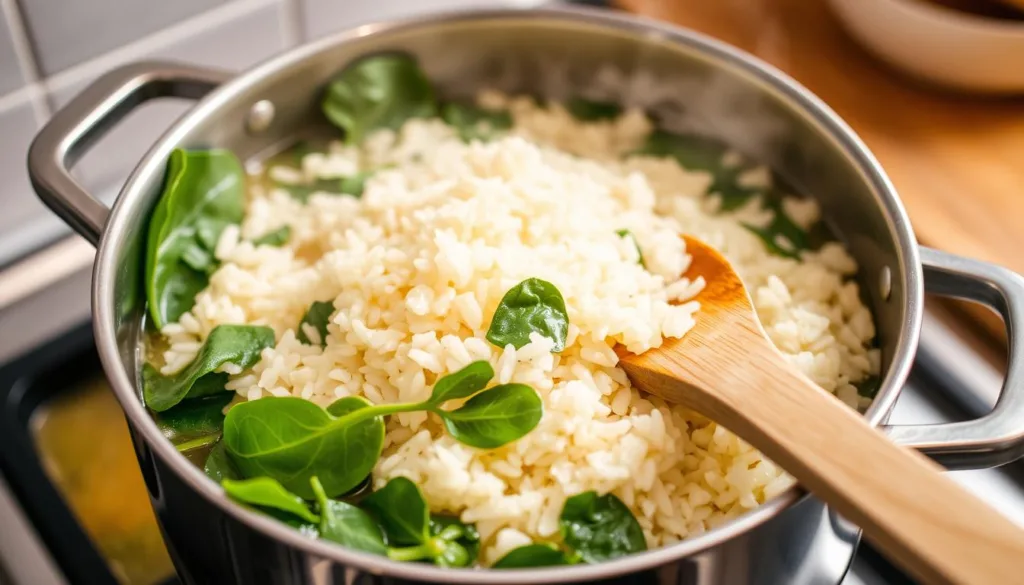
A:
[[281, 0, 306, 46], [39, 0, 276, 98], [0, 0, 49, 121]]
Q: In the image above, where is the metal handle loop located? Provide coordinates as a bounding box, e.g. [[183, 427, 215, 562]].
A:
[[887, 247, 1024, 470], [28, 60, 232, 246]]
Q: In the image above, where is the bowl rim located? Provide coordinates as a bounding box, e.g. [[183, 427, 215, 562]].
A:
[[92, 5, 923, 582], [873, 0, 1024, 36]]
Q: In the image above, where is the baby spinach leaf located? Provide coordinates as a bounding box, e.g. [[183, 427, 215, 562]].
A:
[[426, 360, 495, 406], [429, 516, 480, 567], [310, 477, 387, 555], [326, 395, 374, 417], [204, 441, 241, 483], [223, 396, 385, 499], [297, 300, 334, 346], [252, 226, 291, 247], [439, 383, 543, 449], [145, 148, 245, 328], [493, 543, 573, 568], [486, 278, 569, 352], [742, 200, 809, 261], [615, 229, 646, 268], [566, 97, 622, 121], [361, 477, 429, 546], [143, 325, 275, 412], [441, 103, 512, 142], [155, 392, 233, 447], [262, 508, 320, 537], [222, 477, 320, 523], [560, 491, 647, 563], [632, 130, 727, 173], [856, 375, 881, 399], [278, 172, 371, 202], [322, 53, 437, 144]]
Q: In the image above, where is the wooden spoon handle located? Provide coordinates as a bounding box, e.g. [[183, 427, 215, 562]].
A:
[[631, 334, 1024, 585], [720, 350, 1023, 584]]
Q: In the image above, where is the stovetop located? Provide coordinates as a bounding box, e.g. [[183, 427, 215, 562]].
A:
[[1, 247, 1022, 585]]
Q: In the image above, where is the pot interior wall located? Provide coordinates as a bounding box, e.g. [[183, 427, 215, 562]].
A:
[[103, 5, 911, 550]]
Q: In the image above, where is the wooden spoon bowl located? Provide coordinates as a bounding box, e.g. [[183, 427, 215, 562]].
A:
[[618, 236, 1024, 585]]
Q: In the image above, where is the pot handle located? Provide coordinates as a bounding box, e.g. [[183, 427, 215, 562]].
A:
[[886, 247, 1024, 470], [28, 61, 232, 246]]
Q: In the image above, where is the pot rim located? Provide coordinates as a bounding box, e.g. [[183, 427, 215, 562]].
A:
[[92, 5, 923, 582]]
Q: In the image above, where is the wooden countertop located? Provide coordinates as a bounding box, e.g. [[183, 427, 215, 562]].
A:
[[621, 0, 1024, 341]]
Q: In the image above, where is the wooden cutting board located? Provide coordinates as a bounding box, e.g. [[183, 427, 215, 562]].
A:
[[620, 0, 1024, 342]]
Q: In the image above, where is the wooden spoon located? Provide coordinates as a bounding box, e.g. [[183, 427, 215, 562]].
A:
[[618, 236, 1024, 585]]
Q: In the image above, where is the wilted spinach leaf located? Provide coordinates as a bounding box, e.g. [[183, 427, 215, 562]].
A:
[[427, 360, 494, 405], [742, 199, 809, 260], [560, 491, 647, 563], [223, 396, 385, 499], [429, 516, 480, 568], [486, 278, 569, 352], [156, 392, 233, 442], [145, 148, 245, 328], [297, 300, 334, 346], [566, 97, 622, 121], [204, 441, 241, 483], [222, 477, 320, 523], [856, 375, 881, 399], [441, 103, 512, 142], [361, 477, 429, 546], [143, 324, 275, 412], [310, 477, 387, 555], [493, 543, 574, 568], [615, 229, 646, 268], [278, 171, 372, 202], [252, 226, 291, 247], [322, 53, 437, 144], [440, 383, 543, 449]]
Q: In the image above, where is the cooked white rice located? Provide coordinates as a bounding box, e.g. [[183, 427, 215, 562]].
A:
[[158, 93, 878, 564]]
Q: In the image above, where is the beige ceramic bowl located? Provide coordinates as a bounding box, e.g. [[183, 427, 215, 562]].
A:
[[829, 0, 1024, 93]]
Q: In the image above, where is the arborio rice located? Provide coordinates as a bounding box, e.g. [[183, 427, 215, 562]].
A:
[[158, 93, 879, 564]]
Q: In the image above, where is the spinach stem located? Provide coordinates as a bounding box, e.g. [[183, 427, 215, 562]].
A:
[[331, 400, 431, 427], [436, 525, 463, 542], [175, 433, 220, 453], [387, 543, 434, 562]]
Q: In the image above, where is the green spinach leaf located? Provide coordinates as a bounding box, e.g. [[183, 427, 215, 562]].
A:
[[441, 103, 512, 142], [204, 441, 241, 483], [427, 361, 495, 406], [560, 491, 647, 563], [143, 324, 275, 412], [252, 226, 291, 247], [361, 477, 429, 546], [486, 278, 569, 352], [223, 396, 385, 499], [493, 543, 573, 568], [429, 516, 480, 568], [856, 375, 881, 399], [566, 97, 622, 121], [297, 300, 334, 346], [145, 148, 245, 328], [615, 229, 646, 268], [440, 383, 543, 449], [277, 172, 371, 202], [155, 392, 233, 449], [310, 477, 387, 555], [322, 53, 437, 144], [222, 477, 320, 523], [742, 199, 809, 260]]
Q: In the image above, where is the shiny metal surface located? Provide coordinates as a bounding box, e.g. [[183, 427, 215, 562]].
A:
[[27, 61, 232, 245], [886, 247, 1024, 469], [25, 5, 1024, 585]]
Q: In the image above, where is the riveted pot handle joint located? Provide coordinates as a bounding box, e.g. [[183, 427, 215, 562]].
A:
[[885, 247, 1024, 470], [27, 61, 232, 246]]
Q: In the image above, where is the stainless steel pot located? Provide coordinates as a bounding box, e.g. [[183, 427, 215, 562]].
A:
[[27, 6, 1024, 585]]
